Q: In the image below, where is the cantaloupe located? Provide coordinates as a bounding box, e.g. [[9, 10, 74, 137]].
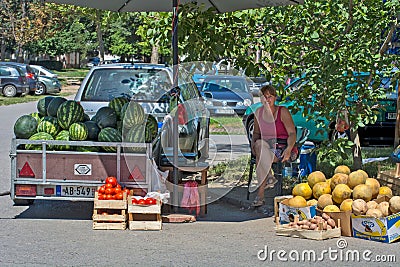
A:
[[365, 178, 380, 199], [292, 183, 312, 200], [347, 170, 367, 189], [330, 173, 349, 190], [334, 165, 351, 175], [307, 171, 326, 189], [366, 200, 378, 210], [317, 194, 333, 210], [340, 199, 353, 211], [332, 184, 352, 204], [378, 202, 390, 217], [352, 184, 373, 202], [312, 181, 331, 199], [288, 196, 307, 208], [352, 199, 368, 215], [366, 208, 383, 218]]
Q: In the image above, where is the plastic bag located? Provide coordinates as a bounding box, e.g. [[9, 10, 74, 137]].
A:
[[150, 158, 168, 193]]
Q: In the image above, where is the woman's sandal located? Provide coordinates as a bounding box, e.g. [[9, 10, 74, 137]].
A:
[[265, 175, 278, 188], [251, 197, 265, 207]]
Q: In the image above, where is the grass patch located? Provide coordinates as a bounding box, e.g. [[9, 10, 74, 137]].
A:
[[209, 116, 246, 135], [0, 92, 73, 106], [54, 68, 89, 78]]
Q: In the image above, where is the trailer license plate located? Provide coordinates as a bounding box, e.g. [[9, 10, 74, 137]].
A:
[[58, 186, 96, 197], [387, 112, 396, 120]]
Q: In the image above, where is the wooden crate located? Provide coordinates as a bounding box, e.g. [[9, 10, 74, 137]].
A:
[[92, 192, 128, 230], [377, 168, 400, 195], [127, 195, 162, 230]]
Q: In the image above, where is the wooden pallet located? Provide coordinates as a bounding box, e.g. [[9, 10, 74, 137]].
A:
[[92, 192, 128, 230], [128, 195, 162, 230], [377, 167, 400, 195]]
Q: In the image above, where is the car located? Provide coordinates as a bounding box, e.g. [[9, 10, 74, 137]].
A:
[[86, 57, 100, 68], [74, 63, 209, 159], [30, 65, 62, 95], [247, 77, 268, 96], [199, 75, 254, 116], [243, 72, 398, 146], [0, 63, 30, 97], [0, 62, 38, 95]]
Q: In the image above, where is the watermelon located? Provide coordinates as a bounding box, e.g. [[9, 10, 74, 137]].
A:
[[37, 96, 54, 116], [76, 146, 100, 152], [36, 116, 60, 137], [25, 132, 54, 150], [54, 130, 71, 151], [47, 97, 67, 117], [93, 107, 117, 129], [84, 121, 100, 140], [124, 124, 146, 153], [83, 113, 90, 122], [98, 127, 122, 152], [144, 114, 158, 143], [109, 97, 129, 119], [57, 100, 85, 129], [69, 122, 88, 141], [30, 112, 42, 123], [14, 115, 38, 139], [122, 101, 145, 128]]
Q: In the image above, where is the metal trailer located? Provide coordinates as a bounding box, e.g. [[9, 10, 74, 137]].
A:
[[10, 138, 153, 205]]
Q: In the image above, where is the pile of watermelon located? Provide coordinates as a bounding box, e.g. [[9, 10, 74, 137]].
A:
[[13, 96, 159, 152]]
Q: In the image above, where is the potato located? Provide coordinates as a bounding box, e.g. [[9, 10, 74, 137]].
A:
[[322, 213, 330, 221], [327, 218, 336, 228], [309, 224, 318, 230]]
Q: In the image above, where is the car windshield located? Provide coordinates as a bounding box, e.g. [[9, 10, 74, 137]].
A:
[[81, 68, 172, 102], [202, 78, 248, 93]]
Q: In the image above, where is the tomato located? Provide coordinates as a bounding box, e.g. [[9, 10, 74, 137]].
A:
[[115, 192, 123, 200], [122, 188, 130, 197], [98, 194, 106, 200], [116, 184, 122, 189], [105, 176, 118, 187], [145, 198, 157, 205], [98, 185, 106, 194], [106, 194, 115, 200], [138, 199, 146, 205], [114, 187, 122, 195], [105, 183, 113, 189], [131, 198, 138, 204], [105, 187, 114, 195]]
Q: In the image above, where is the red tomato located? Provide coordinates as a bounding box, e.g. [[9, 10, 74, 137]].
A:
[[105, 176, 118, 187], [116, 184, 122, 189], [131, 198, 138, 204], [106, 194, 115, 200], [145, 198, 157, 205], [115, 192, 123, 200], [114, 187, 122, 195], [138, 199, 146, 205], [98, 194, 106, 200], [122, 188, 130, 197], [105, 183, 113, 189], [105, 187, 114, 195], [98, 185, 106, 194]]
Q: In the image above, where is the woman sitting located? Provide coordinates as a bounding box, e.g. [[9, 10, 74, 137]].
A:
[[251, 85, 298, 207]]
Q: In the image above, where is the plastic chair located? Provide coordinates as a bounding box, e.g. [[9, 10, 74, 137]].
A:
[[246, 126, 310, 200]]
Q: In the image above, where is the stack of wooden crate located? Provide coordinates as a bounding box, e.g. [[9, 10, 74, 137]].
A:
[[92, 192, 128, 230], [128, 195, 162, 230]]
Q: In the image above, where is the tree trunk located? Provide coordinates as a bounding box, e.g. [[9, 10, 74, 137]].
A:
[[96, 10, 105, 63], [150, 45, 159, 64]]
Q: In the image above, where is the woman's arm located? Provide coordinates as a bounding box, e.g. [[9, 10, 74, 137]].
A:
[[280, 107, 296, 161]]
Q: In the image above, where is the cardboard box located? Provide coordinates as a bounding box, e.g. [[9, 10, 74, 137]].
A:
[[351, 211, 400, 243], [317, 209, 353, 237], [278, 197, 317, 224]]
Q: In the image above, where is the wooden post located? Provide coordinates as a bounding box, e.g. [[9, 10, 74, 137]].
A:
[[395, 163, 400, 178]]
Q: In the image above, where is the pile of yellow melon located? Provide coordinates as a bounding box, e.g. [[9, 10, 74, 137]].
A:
[[288, 165, 400, 218]]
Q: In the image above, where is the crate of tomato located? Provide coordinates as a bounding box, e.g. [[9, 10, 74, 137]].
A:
[[128, 195, 162, 230]]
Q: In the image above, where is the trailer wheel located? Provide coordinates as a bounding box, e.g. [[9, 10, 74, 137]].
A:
[[13, 199, 34, 206]]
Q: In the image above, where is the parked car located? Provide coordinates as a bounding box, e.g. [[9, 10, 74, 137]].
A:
[[199, 75, 254, 116], [30, 65, 62, 95], [86, 57, 100, 68], [0, 63, 30, 97], [247, 76, 268, 96], [74, 63, 209, 159], [0, 62, 38, 95], [243, 72, 398, 146]]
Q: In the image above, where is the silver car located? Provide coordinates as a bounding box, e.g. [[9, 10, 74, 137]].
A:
[[74, 63, 210, 160], [30, 65, 62, 95]]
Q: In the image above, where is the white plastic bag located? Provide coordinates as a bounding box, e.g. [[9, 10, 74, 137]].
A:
[[150, 158, 168, 193]]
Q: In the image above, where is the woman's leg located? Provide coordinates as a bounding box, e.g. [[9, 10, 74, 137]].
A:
[[254, 139, 275, 200]]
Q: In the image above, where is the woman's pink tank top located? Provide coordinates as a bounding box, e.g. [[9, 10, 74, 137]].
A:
[[257, 106, 288, 140]]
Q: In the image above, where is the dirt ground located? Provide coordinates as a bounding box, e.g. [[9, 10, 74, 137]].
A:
[[62, 85, 80, 95]]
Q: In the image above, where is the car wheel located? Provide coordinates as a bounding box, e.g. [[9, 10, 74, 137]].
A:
[[35, 82, 46, 95], [2, 84, 17, 97], [246, 116, 254, 142]]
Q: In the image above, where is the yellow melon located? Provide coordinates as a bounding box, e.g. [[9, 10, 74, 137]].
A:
[[307, 171, 326, 189], [323, 204, 340, 212], [292, 183, 312, 200], [357, 169, 369, 179], [334, 165, 351, 175], [307, 199, 318, 206], [330, 173, 349, 190], [347, 170, 367, 189], [365, 178, 380, 199], [340, 199, 353, 211], [317, 194, 333, 210], [352, 184, 373, 202], [312, 181, 331, 199], [287, 196, 307, 208], [332, 184, 352, 204], [378, 186, 393, 197]]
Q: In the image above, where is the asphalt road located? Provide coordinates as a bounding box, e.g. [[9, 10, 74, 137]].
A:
[[0, 99, 399, 266]]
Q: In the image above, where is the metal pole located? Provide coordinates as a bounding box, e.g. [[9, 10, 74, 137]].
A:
[[172, 0, 179, 213]]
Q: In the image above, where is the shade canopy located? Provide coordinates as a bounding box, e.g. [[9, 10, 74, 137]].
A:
[[43, 0, 303, 13]]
